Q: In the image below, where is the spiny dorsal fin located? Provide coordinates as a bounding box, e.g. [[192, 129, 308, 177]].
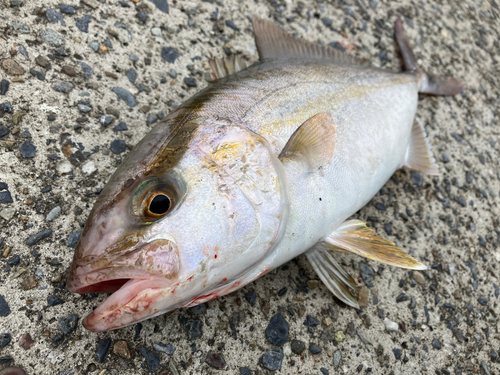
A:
[[306, 245, 359, 308], [278, 112, 336, 170], [325, 220, 427, 270], [207, 56, 249, 83], [404, 118, 440, 175], [252, 16, 366, 65]]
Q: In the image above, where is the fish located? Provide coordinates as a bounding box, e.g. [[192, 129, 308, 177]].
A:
[[66, 16, 463, 332]]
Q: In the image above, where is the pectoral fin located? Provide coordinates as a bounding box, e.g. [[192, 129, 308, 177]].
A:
[[306, 245, 359, 308], [324, 220, 427, 270], [278, 112, 336, 170], [404, 118, 440, 175]]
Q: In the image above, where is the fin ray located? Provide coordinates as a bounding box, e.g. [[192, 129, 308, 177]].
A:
[[325, 220, 427, 270], [404, 118, 440, 175], [208, 56, 249, 82]]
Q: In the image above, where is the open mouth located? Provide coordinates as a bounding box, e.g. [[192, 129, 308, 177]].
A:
[[72, 278, 131, 294]]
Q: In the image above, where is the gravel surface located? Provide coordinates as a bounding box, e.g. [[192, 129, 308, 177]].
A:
[[0, 0, 499, 374]]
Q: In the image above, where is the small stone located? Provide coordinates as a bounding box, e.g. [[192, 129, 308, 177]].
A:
[[0, 208, 15, 221], [375, 202, 386, 211], [384, 318, 399, 332], [358, 285, 369, 307], [441, 154, 450, 163], [19, 45, 29, 61], [225, 20, 239, 31], [240, 368, 252, 375], [138, 347, 160, 372], [112, 87, 137, 107], [100, 116, 114, 126], [82, 161, 96, 175], [51, 81, 73, 93], [1, 102, 12, 112], [29, 68, 45, 81], [136, 11, 148, 23], [161, 47, 179, 63], [114, 340, 131, 359], [77, 61, 93, 79], [62, 66, 77, 77], [147, 0, 169, 13], [35, 56, 51, 69], [126, 68, 137, 83], [59, 4, 76, 14], [0, 333, 11, 348], [477, 297, 488, 306], [184, 77, 197, 87], [320, 368, 329, 375], [105, 71, 118, 79], [262, 349, 283, 371], [11, 21, 31, 34], [59, 314, 78, 334], [333, 350, 341, 368], [77, 102, 92, 113], [335, 330, 346, 342], [393, 348, 402, 360], [45, 206, 61, 222], [46, 9, 65, 26], [19, 332, 34, 350], [0, 296, 10, 317], [265, 313, 289, 346], [76, 15, 91, 33], [432, 338, 442, 349], [2, 59, 24, 76], [309, 344, 322, 355], [41, 29, 65, 47], [244, 290, 256, 306], [290, 339, 305, 355], [410, 171, 423, 187], [47, 295, 64, 307], [110, 139, 126, 154], [153, 342, 175, 355], [0, 126, 8, 138], [413, 271, 425, 284], [113, 122, 128, 131], [1, 80, 10, 95], [0, 188, 13, 204], [205, 352, 226, 370], [26, 229, 52, 246], [303, 315, 319, 326], [20, 275, 36, 290], [7, 255, 20, 266], [396, 293, 409, 303], [151, 27, 162, 36], [66, 231, 81, 248], [96, 338, 111, 363], [190, 304, 206, 315]]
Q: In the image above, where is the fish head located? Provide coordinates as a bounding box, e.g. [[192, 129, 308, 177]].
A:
[[67, 118, 287, 332]]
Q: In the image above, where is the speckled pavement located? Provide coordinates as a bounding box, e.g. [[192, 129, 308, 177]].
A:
[[0, 0, 499, 374]]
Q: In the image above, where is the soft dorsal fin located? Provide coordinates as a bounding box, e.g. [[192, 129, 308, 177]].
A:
[[252, 16, 365, 65], [404, 118, 440, 175], [207, 56, 249, 82], [278, 112, 336, 170]]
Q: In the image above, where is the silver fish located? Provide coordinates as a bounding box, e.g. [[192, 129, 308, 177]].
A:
[[66, 17, 463, 332]]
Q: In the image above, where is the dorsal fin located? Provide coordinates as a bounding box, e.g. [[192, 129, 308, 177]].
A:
[[207, 56, 249, 83], [252, 16, 366, 65]]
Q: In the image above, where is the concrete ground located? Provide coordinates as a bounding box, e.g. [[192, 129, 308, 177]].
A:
[[0, 0, 499, 374]]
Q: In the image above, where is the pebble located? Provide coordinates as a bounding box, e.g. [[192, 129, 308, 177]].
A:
[[52, 81, 73, 93], [396, 293, 409, 302], [110, 139, 126, 154], [114, 340, 131, 359], [46, 9, 65, 26], [112, 87, 137, 107], [62, 66, 77, 77], [148, 0, 169, 13], [262, 349, 283, 371], [0, 127, 8, 138], [11, 21, 30, 34], [178, 316, 203, 340], [190, 303, 206, 315], [82, 161, 96, 175], [225, 20, 239, 31], [1, 80, 9, 95], [26, 229, 52, 246], [0, 296, 10, 317], [77, 61, 93, 79], [136, 11, 148, 24], [333, 350, 341, 368], [441, 154, 450, 163], [19, 332, 34, 350], [205, 352, 226, 370], [320, 368, 329, 375], [375, 202, 386, 211], [335, 330, 346, 342], [100, 116, 114, 126], [40, 29, 65, 47], [410, 171, 423, 186], [114, 122, 128, 131], [240, 368, 252, 375], [432, 338, 442, 349], [29, 68, 45, 81], [59, 4, 76, 14], [303, 315, 319, 326], [1, 102, 12, 112], [2, 59, 24, 76], [393, 348, 402, 359], [47, 295, 64, 307], [309, 344, 322, 355], [0, 334, 11, 348], [477, 297, 488, 306], [45, 206, 61, 222], [96, 338, 111, 363], [35, 56, 51, 70], [77, 102, 92, 113], [0, 187, 13, 204], [126, 68, 137, 83], [244, 290, 256, 306], [413, 271, 425, 284], [184, 77, 197, 87], [76, 15, 91, 33], [153, 342, 175, 355], [290, 339, 305, 355], [161, 47, 179, 63], [151, 27, 162, 36], [265, 313, 289, 346], [482, 361, 490, 375], [7, 256, 20, 266], [138, 347, 160, 371], [59, 314, 78, 334], [19, 45, 29, 61], [384, 318, 399, 332]]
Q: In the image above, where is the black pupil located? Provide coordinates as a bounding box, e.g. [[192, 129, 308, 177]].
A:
[[149, 194, 170, 215]]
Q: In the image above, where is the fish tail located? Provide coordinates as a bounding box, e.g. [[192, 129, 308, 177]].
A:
[[394, 18, 464, 96]]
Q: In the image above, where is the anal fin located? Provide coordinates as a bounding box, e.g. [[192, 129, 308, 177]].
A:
[[325, 220, 427, 270], [306, 245, 359, 308], [404, 118, 440, 175], [279, 112, 336, 170]]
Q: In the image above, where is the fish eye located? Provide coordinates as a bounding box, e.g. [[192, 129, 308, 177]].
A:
[[147, 194, 171, 216]]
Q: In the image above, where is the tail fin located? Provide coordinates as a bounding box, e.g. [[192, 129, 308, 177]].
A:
[[394, 18, 464, 95]]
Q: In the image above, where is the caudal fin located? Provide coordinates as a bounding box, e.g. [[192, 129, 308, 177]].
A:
[[394, 18, 464, 95]]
